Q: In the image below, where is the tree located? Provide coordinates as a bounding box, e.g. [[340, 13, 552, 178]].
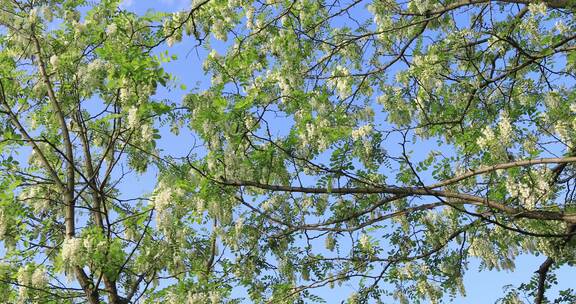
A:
[[0, 0, 575, 303]]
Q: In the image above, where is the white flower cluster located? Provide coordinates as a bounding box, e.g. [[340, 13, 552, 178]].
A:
[[185, 292, 218, 304], [0, 209, 7, 238], [18, 186, 50, 213], [212, 18, 229, 41], [555, 20, 569, 34], [141, 124, 154, 142], [544, 91, 559, 108], [359, 233, 371, 252], [50, 55, 59, 69], [505, 169, 551, 210], [408, 0, 432, 14], [498, 112, 513, 145], [328, 65, 353, 99], [234, 216, 244, 235], [468, 237, 516, 271], [245, 7, 255, 29], [553, 122, 573, 148], [127, 107, 139, 129], [28, 146, 47, 168], [351, 124, 372, 141], [476, 125, 495, 149], [152, 182, 172, 209], [61, 237, 84, 268], [300, 118, 331, 151], [17, 265, 47, 301], [528, 2, 547, 16], [270, 70, 299, 100], [106, 23, 117, 35], [152, 181, 186, 234], [411, 53, 443, 89]]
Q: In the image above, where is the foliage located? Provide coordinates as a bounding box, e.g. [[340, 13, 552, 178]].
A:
[[0, 0, 575, 303]]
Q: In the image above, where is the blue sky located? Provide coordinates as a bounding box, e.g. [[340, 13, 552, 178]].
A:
[[119, 1, 576, 303]]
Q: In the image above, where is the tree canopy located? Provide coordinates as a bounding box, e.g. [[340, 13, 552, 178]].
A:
[[0, 0, 575, 303]]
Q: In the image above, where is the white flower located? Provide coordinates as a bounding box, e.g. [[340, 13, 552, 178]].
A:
[[17, 266, 30, 300], [554, 122, 572, 147], [87, 58, 106, 73], [555, 20, 569, 34], [498, 112, 513, 144], [359, 233, 370, 250], [50, 55, 59, 68], [351, 124, 373, 141], [141, 124, 153, 142], [235, 216, 244, 235], [262, 199, 273, 211], [127, 107, 138, 128], [106, 23, 117, 35], [569, 103, 576, 113], [329, 65, 352, 99], [31, 266, 47, 287], [61, 237, 83, 267], [528, 2, 547, 15], [153, 183, 172, 212], [246, 7, 255, 29], [120, 87, 130, 103], [209, 291, 220, 304], [476, 126, 495, 149], [212, 20, 228, 41], [544, 91, 559, 108], [167, 36, 176, 47]]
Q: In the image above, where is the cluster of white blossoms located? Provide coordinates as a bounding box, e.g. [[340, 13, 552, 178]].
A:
[[17, 265, 47, 301], [245, 6, 255, 29], [77, 58, 110, 89], [234, 216, 244, 235], [127, 107, 139, 128], [18, 186, 50, 213], [49, 54, 59, 70], [151, 181, 186, 234], [552, 122, 573, 148], [141, 124, 154, 142], [410, 53, 443, 89], [328, 65, 353, 99], [106, 22, 117, 35], [554, 20, 569, 34], [351, 124, 373, 141], [415, 279, 442, 304], [268, 69, 300, 100], [498, 112, 513, 145], [0, 209, 7, 239], [408, 0, 432, 14], [518, 15, 539, 39], [368, 2, 394, 30], [185, 291, 220, 304], [505, 169, 551, 210], [528, 2, 547, 15], [152, 181, 173, 227], [359, 233, 373, 253], [468, 236, 516, 271], [61, 237, 84, 268], [476, 125, 495, 149], [300, 118, 331, 151]]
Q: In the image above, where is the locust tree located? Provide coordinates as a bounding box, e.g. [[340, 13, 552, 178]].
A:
[[1, 0, 576, 303], [0, 1, 224, 303]]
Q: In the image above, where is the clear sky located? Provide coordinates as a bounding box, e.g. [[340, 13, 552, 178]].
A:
[[119, 1, 575, 303]]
